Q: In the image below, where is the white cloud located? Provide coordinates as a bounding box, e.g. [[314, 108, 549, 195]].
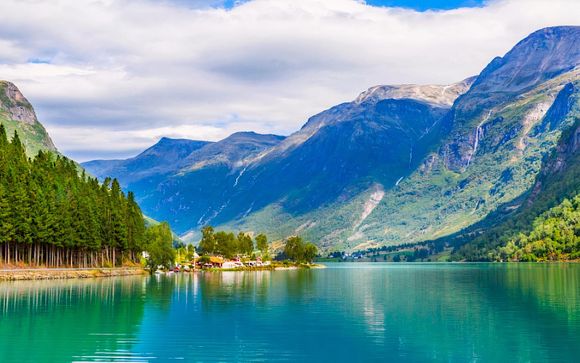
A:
[[0, 0, 579, 161]]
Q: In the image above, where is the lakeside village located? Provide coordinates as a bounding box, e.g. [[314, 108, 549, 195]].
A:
[[155, 254, 273, 273], [148, 226, 319, 273]]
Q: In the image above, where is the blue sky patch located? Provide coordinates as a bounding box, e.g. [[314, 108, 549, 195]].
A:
[[27, 58, 51, 64], [169, 0, 248, 10], [365, 0, 486, 11], [172, 0, 485, 11]]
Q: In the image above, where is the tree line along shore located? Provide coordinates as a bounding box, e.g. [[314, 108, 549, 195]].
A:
[[0, 124, 174, 269], [0, 124, 318, 275]]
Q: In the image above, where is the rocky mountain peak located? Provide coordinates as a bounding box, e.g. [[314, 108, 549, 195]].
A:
[[440, 26, 580, 173], [0, 80, 57, 155], [222, 131, 285, 144], [470, 26, 580, 95], [0, 81, 38, 126], [354, 77, 475, 107]]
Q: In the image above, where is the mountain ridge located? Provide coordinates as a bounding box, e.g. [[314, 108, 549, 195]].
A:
[[83, 78, 474, 240]]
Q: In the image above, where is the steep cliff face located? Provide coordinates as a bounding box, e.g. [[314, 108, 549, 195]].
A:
[[528, 117, 580, 203], [451, 117, 580, 261], [441, 26, 580, 171], [0, 81, 38, 125], [0, 81, 57, 156]]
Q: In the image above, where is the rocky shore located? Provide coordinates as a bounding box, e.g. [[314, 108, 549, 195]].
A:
[[0, 268, 147, 281]]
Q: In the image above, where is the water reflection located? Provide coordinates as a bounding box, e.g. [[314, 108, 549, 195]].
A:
[[0, 276, 175, 362], [0, 264, 578, 362], [319, 263, 580, 362]]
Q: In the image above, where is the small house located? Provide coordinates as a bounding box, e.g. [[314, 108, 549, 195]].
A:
[[209, 256, 224, 268], [222, 261, 238, 269]]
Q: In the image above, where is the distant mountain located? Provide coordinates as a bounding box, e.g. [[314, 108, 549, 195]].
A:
[[83, 26, 580, 252], [82, 137, 211, 184], [0, 81, 57, 156], [84, 131, 286, 233]]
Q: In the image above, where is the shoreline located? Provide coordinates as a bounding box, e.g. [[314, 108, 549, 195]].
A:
[[2, 261, 573, 281], [213, 263, 326, 272], [274, 264, 326, 270], [166, 263, 327, 273], [0, 267, 147, 281]]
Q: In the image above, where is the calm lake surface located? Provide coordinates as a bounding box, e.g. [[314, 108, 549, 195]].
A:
[[1, 263, 578, 362]]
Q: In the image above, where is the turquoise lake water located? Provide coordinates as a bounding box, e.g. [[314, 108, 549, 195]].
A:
[[0, 263, 578, 362]]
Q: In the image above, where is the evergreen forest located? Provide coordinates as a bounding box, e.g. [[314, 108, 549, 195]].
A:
[[0, 125, 149, 267]]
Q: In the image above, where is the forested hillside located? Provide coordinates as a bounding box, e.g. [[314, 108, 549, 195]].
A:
[[494, 194, 580, 261], [0, 124, 146, 267]]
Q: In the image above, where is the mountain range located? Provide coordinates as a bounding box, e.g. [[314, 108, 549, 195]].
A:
[[83, 78, 471, 246], [3, 26, 579, 255], [81, 26, 579, 252]]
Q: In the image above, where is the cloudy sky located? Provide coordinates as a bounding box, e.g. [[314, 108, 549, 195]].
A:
[[1, 0, 579, 161]]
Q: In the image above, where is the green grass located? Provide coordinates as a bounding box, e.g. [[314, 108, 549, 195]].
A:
[[0, 115, 56, 157]]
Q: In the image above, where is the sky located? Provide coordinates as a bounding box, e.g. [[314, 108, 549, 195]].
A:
[[0, 0, 579, 161]]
